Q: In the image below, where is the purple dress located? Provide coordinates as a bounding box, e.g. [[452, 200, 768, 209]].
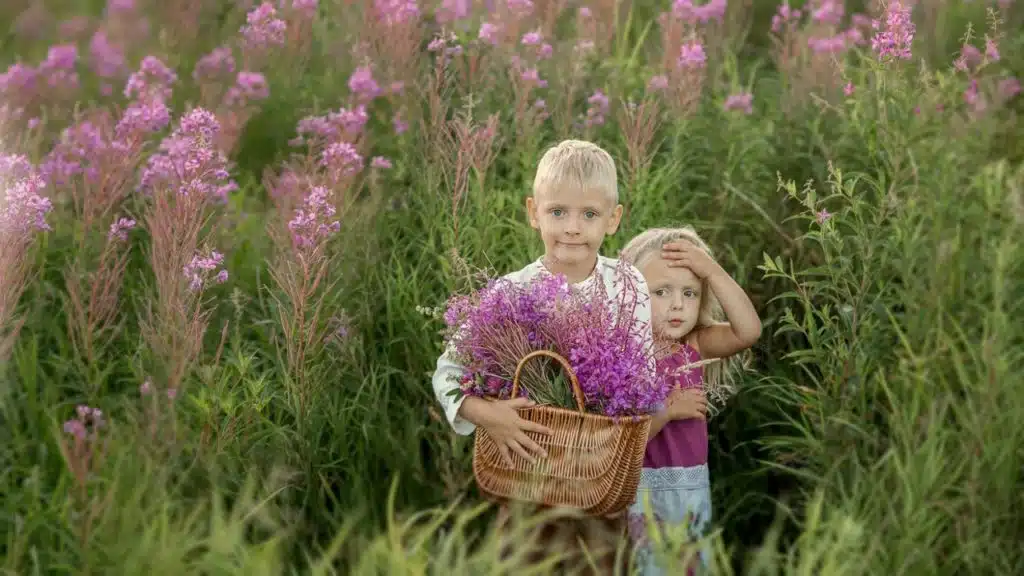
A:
[[627, 343, 712, 575], [644, 343, 709, 469]]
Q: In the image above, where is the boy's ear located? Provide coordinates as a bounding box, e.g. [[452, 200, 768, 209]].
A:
[[606, 203, 624, 234], [525, 196, 540, 229]]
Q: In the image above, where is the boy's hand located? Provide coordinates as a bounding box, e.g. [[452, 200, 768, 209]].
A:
[[475, 397, 553, 466], [667, 388, 707, 421], [661, 242, 723, 280]]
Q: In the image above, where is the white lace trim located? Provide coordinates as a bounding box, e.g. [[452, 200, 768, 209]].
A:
[[638, 465, 710, 490]]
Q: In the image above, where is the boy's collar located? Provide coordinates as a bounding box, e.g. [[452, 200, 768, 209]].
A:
[[536, 255, 604, 285]]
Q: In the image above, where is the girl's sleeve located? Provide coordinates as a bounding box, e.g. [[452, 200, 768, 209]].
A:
[[432, 344, 477, 435]]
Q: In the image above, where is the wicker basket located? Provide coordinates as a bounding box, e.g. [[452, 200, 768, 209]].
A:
[[472, 350, 652, 516]]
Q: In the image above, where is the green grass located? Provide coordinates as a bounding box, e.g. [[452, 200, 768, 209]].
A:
[[1, 1, 1023, 574]]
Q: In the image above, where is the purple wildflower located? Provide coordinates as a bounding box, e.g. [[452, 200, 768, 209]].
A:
[[393, 113, 408, 134], [374, 0, 420, 26], [39, 44, 79, 91], [288, 185, 340, 249], [870, 1, 914, 62], [183, 248, 228, 291], [39, 120, 107, 187], [321, 141, 363, 177], [723, 92, 753, 114], [89, 31, 126, 79], [193, 46, 236, 82], [348, 66, 381, 101], [0, 154, 52, 235], [677, 42, 706, 69], [672, 0, 727, 23], [241, 2, 287, 51], [585, 90, 610, 127], [124, 55, 177, 101], [290, 0, 319, 17], [224, 71, 269, 107], [998, 77, 1020, 101], [648, 75, 669, 91], [479, 22, 501, 45], [108, 217, 136, 241], [114, 97, 171, 141], [139, 108, 237, 202]]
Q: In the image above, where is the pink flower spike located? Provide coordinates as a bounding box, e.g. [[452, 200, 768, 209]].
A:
[[108, 217, 137, 241]]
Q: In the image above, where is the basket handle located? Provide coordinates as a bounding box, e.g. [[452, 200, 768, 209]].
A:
[[510, 349, 586, 412]]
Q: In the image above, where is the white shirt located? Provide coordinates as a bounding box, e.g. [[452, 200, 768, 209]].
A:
[[431, 254, 655, 435]]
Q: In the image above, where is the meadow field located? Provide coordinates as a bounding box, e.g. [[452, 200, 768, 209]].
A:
[[1, 0, 1022, 574]]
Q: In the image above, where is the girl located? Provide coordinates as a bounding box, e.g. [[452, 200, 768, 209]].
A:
[[619, 226, 761, 575]]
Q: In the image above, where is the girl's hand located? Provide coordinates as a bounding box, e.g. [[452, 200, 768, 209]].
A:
[[666, 388, 707, 421], [474, 397, 553, 466], [661, 242, 723, 279]]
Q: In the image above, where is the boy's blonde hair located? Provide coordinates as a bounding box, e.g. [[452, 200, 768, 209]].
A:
[[533, 139, 618, 204], [620, 226, 747, 408]]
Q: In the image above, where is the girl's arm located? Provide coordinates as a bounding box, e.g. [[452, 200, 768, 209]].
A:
[[645, 388, 707, 441], [694, 269, 761, 359], [647, 407, 673, 440]]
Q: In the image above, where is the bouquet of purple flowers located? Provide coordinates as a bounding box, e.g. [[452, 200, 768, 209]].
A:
[[440, 261, 672, 418]]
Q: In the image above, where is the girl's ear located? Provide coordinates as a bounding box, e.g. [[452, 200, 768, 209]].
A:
[[525, 196, 540, 229]]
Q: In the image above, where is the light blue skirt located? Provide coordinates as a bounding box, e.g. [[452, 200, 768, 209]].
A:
[[626, 464, 713, 575]]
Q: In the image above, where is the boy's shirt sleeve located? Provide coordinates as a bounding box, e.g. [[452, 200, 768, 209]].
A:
[[430, 261, 537, 436], [623, 261, 658, 381], [432, 343, 476, 435]]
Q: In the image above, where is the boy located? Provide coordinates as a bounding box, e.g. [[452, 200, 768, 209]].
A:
[[431, 139, 655, 571]]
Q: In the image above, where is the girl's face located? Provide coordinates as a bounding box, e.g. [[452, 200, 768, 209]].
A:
[[640, 254, 702, 341]]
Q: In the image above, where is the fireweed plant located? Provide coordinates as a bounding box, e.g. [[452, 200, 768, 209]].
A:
[[0, 0, 1021, 574], [438, 260, 674, 418]]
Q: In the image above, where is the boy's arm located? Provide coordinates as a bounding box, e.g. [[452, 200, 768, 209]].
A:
[[432, 345, 477, 435], [433, 345, 554, 463]]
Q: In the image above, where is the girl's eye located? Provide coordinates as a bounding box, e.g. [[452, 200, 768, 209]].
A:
[[552, 209, 563, 217], [584, 211, 597, 219], [653, 289, 666, 296], [684, 289, 697, 298]]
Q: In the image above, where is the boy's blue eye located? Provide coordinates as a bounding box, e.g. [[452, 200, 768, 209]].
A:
[[552, 209, 563, 217], [585, 211, 597, 218]]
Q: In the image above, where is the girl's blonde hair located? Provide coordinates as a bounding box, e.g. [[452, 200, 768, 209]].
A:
[[620, 226, 747, 407]]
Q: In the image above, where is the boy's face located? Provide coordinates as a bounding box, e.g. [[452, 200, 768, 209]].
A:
[[640, 255, 702, 341], [526, 183, 623, 276]]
